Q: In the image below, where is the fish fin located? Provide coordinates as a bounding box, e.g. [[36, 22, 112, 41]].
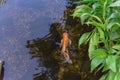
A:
[[63, 54, 72, 64], [69, 39, 72, 45], [60, 39, 63, 48]]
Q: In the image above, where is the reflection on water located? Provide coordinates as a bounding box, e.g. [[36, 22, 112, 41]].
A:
[[0, 0, 67, 80]]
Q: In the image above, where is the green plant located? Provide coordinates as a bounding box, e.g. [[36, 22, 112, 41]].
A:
[[73, 0, 120, 80]]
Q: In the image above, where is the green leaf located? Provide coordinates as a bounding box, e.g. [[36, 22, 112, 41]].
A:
[[107, 71, 116, 80], [74, 0, 97, 5], [92, 2, 101, 10], [114, 72, 120, 80], [107, 22, 120, 30], [72, 12, 82, 18], [86, 20, 103, 28], [103, 62, 109, 72], [116, 51, 120, 55], [106, 55, 119, 72], [109, 13, 120, 20], [73, 5, 92, 19], [91, 15, 103, 23], [99, 73, 107, 80], [116, 58, 120, 71], [91, 57, 104, 71], [103, 0, 108, 21], [78, 32, 91, 46], [112, 44, 120, 50], [91, 49, 107, 58], [92, 2, 103, 17], [80, 13, 90, 25], [97, 27, 105, 40], [88, 36, 96, 59], [110, 29, 120, 40], [73, 1, 81, 4], [93, 32, 99, 46], [111, 25, 120, 32], [74, 5, 92, 13], [108, 48, 117, 54], [109, 0, 120, 7]]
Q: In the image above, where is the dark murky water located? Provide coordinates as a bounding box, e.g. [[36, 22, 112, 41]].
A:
[[0, 0, 67, 80]]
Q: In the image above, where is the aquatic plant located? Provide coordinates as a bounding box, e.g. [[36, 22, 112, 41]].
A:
[[73, 0, 120, 80]]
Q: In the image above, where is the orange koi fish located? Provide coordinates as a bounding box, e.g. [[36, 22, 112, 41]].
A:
[[61, 31, 72, 64]]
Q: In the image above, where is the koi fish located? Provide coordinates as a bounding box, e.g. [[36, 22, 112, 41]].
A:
[[61, 31, 72, 64], [61, 32, 71, 53]]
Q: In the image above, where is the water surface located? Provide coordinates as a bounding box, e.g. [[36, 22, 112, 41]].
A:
[[0, 0, 67, 80]]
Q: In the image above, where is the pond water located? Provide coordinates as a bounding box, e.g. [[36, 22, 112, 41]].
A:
[[0, 0, 67, 80]]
